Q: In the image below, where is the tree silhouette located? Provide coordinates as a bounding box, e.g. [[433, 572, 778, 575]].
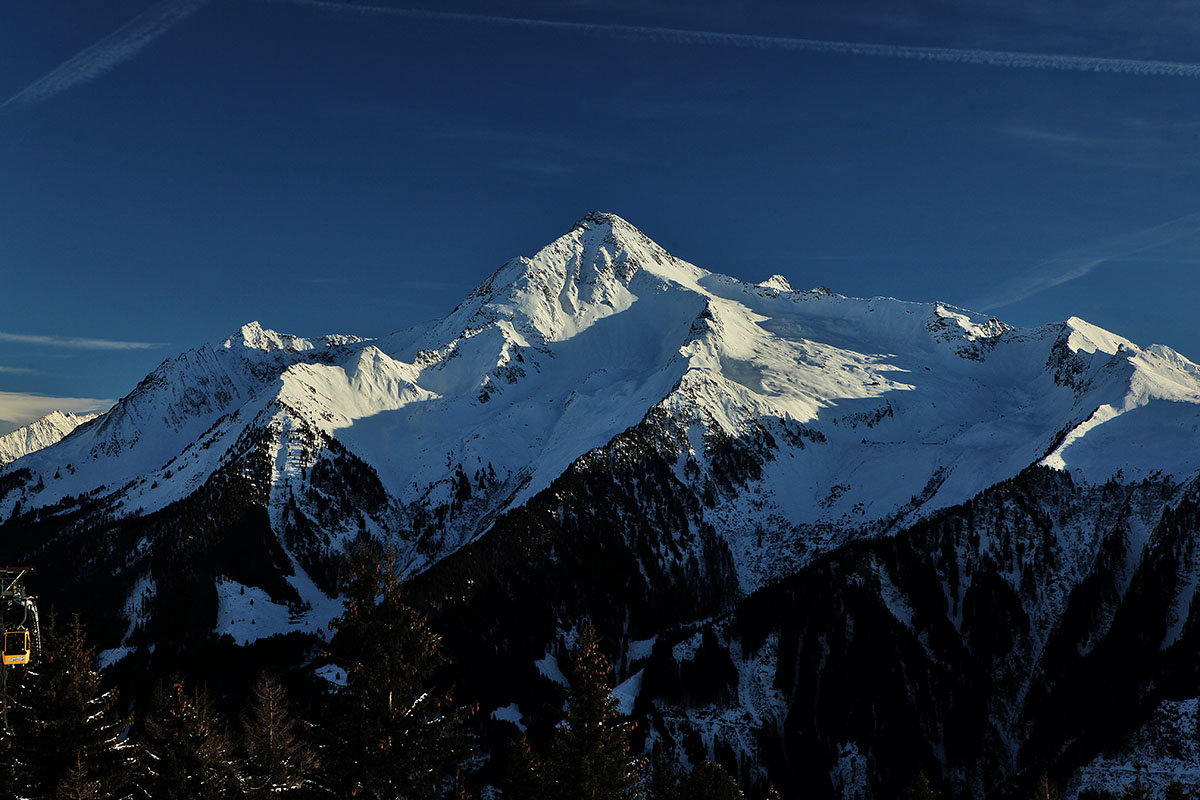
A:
[[1028, 771, 1060, 800], [321, 541, 474, 799], [679, 761, 744, 800], [541, 622, 643, 800], [238, 673, 315, 797], [7, 613, 133, 800], [138, 677, 236, 800]]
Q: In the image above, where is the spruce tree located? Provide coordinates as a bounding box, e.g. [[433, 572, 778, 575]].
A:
[[542, 622, 643, 800], [56, 754, 101, 800], [647, 742, 680, 800], [1, 717, 31, 798], [1119, 775, 1152, 800], [504, 734, 549, 800], [1165, 780, 1196, 800], [1028, 772, 1060, 800], [7, 613, 134, 800], [237, 673, 315, 798], [1166, 782, 1195, 800], [137, 677, 236, 800], [904, 771, 939, 800], [678, 761, 743, 800], [321, 541, 474, 800]]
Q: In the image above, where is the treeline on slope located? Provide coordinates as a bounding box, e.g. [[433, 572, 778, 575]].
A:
[[0, 543, 752, 800], [405, 410, 745, 749], [726, 466, 1200, 800], [0, 426, 297, 651]]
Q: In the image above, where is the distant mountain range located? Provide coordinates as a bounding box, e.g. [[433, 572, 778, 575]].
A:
[[4, 213, 1200, 799], [0, 410, 98, 466]]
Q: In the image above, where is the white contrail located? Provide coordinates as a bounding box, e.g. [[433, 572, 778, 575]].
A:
[[275, 0, 1200, 79], [980, 210, 1200, 310], [0, 0, 210, 109]]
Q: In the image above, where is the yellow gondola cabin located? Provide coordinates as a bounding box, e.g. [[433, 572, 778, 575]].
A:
[[2, 629, 30, 666]]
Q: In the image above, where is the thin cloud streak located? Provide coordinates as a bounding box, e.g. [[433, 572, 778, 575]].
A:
[[0, 0, 209, 109], [0, 391, 113, 433], [275, 0, 1200, 79], [0, 332, 167, 350], [978, 210, 1200, 310], [0, 366, 38, 375]]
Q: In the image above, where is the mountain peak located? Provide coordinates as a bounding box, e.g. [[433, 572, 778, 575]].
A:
[[572, 210, 633, 231], [758, 275, 795, 292], [1064, 315, 1135, 356], [570, 211, 661, 252], [224, 321, 317, 354], [0, 409, 100, 466]]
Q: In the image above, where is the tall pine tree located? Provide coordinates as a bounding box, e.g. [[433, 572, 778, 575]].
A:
[[645, 748, 743, 800], [1119, 775, 1152, 800], [137, 676, 236, 800], [237, 673, 316, 798], [7, 613, 134, 800], [540, 622, 643, 800], [321, 541, 474, 799], [904, 771, 939, 800], [1164, 780, 1196, 800], [1028, 772, 1060, 800], [678, 762, 743, 800], [56, 754, 102, 800], [504, 734, 550, 800], [647, 742, 680, 800]]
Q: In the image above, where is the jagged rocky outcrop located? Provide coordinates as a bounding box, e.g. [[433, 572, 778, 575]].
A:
[[3, 213, 1200, 798]]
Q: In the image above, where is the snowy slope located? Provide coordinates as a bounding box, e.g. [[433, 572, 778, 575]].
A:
[[0, 410, 101, 466], [4, 211, 1200, 624]]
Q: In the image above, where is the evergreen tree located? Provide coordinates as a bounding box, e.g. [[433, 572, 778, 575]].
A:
[[647, 742, 679, 800], [137, 677, 236, 800], [541, 622, 643, 800], [2, 717, 31, 798], [904, 771, 939, 800], [237, 673, 316, 798], [1165, 780, 1196, 800], [321, 541, 474, 799], [1028, 772, 1060, 800], [7, 613, 134, 800], [56, 754, 101, 800], [1119, 775, 1152, 800], [504, 734, 549, 800], [678, 761, 743, 800]]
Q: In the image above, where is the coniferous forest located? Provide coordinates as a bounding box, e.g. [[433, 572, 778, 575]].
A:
[[1, 543, 761, 800], [6, 537, 1196, 800]]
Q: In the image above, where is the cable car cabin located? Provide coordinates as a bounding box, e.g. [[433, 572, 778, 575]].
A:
[[3, 629, 30, 666]]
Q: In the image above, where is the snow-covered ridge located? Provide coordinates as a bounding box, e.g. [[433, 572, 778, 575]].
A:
[[3, 212, 1200, 596], [0, 410, 101, 466], [225, 320, 366, 353]]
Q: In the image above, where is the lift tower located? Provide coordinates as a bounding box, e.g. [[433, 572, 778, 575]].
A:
[[1, 567, 40, 730]]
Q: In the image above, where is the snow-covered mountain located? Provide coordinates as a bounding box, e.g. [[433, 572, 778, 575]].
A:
[[3, 212, 1200, 799], [0, 410, 100, 466]]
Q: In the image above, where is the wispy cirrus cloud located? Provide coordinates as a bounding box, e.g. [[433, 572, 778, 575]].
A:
[[1003, 125, 1131, 148], [0, 331, 167, 350], [977, 210, 1200, 310], [0, 365, 39, 375], [273, 0, 1200, 79], [0, 0, 209, 110]]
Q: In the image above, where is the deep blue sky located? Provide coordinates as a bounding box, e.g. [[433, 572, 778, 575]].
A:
[[2, 0, 1200, 432]]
